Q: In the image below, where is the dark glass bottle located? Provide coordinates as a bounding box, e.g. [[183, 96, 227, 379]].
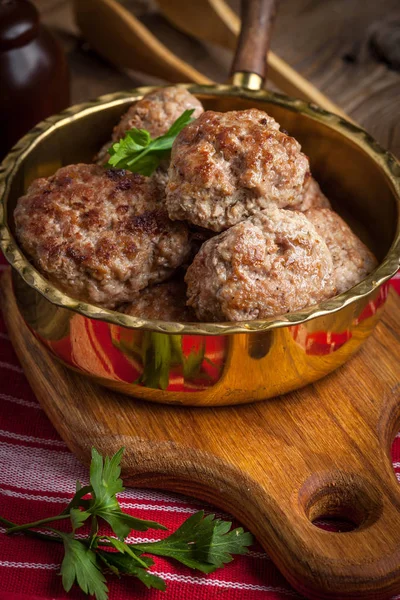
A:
[[0, 0, 70, 161]]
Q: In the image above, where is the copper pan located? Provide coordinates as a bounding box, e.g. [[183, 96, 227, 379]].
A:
[[0, 0, 399, 405]]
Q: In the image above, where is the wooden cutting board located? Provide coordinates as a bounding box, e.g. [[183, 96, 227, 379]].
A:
[[1, 268, 400, 600]]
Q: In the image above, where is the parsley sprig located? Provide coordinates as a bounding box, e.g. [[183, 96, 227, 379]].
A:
[[107, 109, 195, 175], [0, 447, 252, 599], [113, 333, 209, 390]]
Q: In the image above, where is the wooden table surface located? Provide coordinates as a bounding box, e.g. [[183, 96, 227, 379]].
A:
[[34, 0, 400, 157]]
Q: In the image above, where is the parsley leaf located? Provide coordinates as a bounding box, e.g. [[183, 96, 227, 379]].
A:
[[138, 332, 172, 390], [62, 484, 92, 514], [98, 551, 166, 591], [1, 447, 253, 598], [88, 447, 166, 539], [107, 109, 195, 176], [183, 345, 205, 379], [103, 510, 166, 539], [60, 534, 108, 600], [164, 109, 197, 138], [70, 508, 91, 532], [108, 128, 152, 171], [102, 536, 149, 568], [133, 511, 253, 573], [125, 153, 160, 176], [89, 447, 124, 503]]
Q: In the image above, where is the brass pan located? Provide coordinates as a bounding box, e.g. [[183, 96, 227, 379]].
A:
[[0, 0, 399, 405]]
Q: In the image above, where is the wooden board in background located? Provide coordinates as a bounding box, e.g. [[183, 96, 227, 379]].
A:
[[1, 269, 400, 600], [33, 0, 400, 156]]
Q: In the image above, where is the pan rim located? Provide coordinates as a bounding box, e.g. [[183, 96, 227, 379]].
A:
[[1, 84, 399, 335]]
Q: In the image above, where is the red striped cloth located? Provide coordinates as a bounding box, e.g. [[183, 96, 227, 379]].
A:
[[1, 253, 399, 600]]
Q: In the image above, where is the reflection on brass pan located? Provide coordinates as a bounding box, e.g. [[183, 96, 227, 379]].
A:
[[247, 332, 273, 360], [1, 84, 400, 406]]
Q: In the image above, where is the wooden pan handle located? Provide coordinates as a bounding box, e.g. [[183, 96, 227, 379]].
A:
[[230, 0, 278, 84]]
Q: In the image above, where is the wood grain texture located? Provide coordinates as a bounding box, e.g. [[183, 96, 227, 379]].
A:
[[33, 0, 400, 156], [230, 0, 278, 79], [269, 0, 400, 156], [157, 0, 349, 118], [11, 3, 400, 597], [72, 0, 211, 84], [2, 268, 400, 600]]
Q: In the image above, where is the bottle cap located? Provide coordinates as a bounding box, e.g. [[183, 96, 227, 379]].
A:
[[0, 0, 39, 51]]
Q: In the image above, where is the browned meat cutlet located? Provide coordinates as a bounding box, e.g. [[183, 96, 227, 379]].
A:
[[95, 152, 169, 206], [291, 176, 331, 211], [304, 208, 378, 294], [14, 164, 191, 308], [166, 109, 310, 232], [185, 206, 336, 322], [112, 86, 204, 142], [95, 86, 204, 198], [121, 280, 196, 322]]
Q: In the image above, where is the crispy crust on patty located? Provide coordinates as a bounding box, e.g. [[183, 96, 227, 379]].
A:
[[121, 280, 196, 321], [112, 86, 204, 142], [185, 206, 335, 321], [167, 109, 310, 231], [304, 208, 377, 293], [291, 176, 331, 211], [14, 164, 191, 307]]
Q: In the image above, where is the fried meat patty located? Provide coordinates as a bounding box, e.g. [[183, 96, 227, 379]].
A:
[[292, 176, 331, 211], [14, 164, 191, 308], [122, 280, 195, 321], [304, 208, 377, 293], [96, 87, 204, 195], [185, 206, 335, 321], [112, 86, 204, 142], [167, 109, 310, 231]]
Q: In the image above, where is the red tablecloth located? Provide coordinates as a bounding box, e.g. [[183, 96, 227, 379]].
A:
[[1, 252, 399, 600]]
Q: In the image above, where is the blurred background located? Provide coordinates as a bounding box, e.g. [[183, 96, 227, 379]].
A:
[[3, 0, 400, 156]]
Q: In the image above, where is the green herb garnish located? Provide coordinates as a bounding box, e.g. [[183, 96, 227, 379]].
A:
[[107, 109, 195, 175], [134, 333, 207, 390], [0, 447, 252, 599]]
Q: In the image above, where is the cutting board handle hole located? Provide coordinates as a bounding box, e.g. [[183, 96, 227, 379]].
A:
[[311, 514, 359, 532], [300, 471, 383, 533]]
